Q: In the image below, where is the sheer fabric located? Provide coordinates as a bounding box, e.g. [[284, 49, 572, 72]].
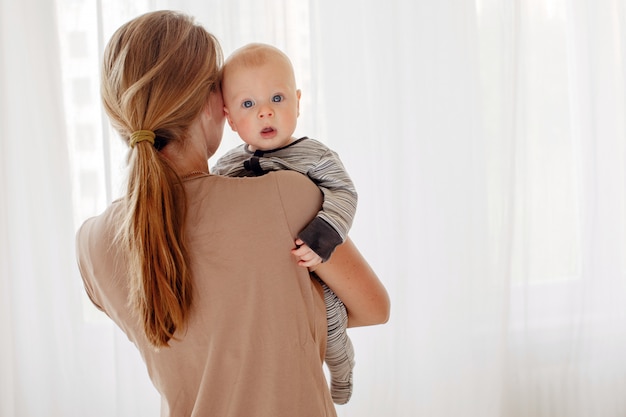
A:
[[0, 1, 81, 416], [1, 0, 624, 416]]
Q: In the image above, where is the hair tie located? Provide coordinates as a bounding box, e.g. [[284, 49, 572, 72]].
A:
[[129, 130, 156, 148]]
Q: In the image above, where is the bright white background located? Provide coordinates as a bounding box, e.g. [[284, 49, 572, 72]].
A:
[[1, 0, 625, 416]]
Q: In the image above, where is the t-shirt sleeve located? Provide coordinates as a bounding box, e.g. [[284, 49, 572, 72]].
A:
[[75, 218, 106, 312]]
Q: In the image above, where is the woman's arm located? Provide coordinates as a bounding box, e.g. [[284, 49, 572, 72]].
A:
[[310, 238, 390, 328]]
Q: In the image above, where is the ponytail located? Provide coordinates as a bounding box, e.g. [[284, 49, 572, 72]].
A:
[[119, 139, 191, 347]]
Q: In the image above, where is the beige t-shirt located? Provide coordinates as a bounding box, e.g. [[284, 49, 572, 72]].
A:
[[76, 171, 336, 417]]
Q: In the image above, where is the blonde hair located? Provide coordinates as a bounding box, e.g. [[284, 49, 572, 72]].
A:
[[225, 43, 290, 66], [222, 43, 296, 90], [101, 10, 222, 347]]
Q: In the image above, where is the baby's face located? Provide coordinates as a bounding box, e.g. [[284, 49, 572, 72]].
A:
[[222, 57, 301, 152]]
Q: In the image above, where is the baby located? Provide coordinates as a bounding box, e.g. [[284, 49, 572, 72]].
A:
[[213, 43, 358, 404]]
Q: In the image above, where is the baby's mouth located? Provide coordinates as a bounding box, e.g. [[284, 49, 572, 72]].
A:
[[260, 126, 277, 139]]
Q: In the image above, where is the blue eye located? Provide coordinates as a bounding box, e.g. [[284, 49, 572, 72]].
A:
[[271, 95, 283, 103], [242, 100, 254, 108]]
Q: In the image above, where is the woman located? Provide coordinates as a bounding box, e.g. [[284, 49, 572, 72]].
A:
[[76, 10, 389, 417]]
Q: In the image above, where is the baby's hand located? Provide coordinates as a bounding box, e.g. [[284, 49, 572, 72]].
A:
[[291, 239, 323, 268]]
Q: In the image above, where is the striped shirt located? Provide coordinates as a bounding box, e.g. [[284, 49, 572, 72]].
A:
[[213, 137, 357, 261]]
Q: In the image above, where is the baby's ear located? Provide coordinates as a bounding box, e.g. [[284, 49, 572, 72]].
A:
[[224, 107, 237, 131], [296, 89, 302, 117]]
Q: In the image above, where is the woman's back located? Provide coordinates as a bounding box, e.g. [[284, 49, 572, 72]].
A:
[[77, 171, 336, 416]]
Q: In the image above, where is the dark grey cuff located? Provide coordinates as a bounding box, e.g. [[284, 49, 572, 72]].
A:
[[298, 217, 343, 262]]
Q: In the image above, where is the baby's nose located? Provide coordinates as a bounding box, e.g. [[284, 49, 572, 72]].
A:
[[258, 105, 274, 118]]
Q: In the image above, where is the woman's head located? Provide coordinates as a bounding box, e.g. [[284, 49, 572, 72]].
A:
[[100, 11, 223, 348], [101, 10, 223, 150]]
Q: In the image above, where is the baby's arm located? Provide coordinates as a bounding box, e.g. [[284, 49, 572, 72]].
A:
[[297, 147, 358, 262], [297, 215, 346, 262]]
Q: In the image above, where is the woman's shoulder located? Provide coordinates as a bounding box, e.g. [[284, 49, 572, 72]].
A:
[[206, 171, 322, 225], [267, 171, 321, 199], [269, 169, 318, 184], [266, 171, 322, 226], [207, 170, 318, 193], [76, 199, 125, 258]]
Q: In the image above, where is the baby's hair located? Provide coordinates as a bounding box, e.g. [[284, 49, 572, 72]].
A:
[[221, 43, 297, 101], [227, 43, 290, 67]]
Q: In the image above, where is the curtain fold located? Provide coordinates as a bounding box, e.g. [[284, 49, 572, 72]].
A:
[[2, 0, 625, 416]]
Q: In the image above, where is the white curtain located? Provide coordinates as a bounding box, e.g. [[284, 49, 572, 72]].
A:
[[1, 0, 624, 416], [0, 0, 83, 416]]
